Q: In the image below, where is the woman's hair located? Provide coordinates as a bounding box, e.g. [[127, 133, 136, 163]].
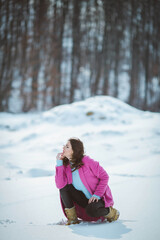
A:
[[63, 138, 84, 171]]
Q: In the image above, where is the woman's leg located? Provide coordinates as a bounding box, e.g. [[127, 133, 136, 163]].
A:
[[85, 199, 109, 218], [60, 184, 109, 218], [60, 184, 74, 208], [60, 184, 88, 209]]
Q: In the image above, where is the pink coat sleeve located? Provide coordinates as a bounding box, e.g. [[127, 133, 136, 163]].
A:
[[87, 157, 109, 197], [55, 165, 68, 189]]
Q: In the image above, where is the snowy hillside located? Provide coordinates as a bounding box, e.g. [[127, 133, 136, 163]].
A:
[[0, 96, 160, 240]]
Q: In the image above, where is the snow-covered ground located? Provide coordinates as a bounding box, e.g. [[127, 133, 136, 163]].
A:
[[0, 96, 160, 240]]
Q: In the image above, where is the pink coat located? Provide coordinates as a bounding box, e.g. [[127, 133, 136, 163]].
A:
[[55, 155, 114, 221]]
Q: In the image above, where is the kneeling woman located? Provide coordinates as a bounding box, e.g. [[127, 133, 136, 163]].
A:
[[55, 138, 119, 225]]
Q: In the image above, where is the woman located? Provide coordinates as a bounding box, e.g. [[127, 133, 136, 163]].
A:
[[55, 137, 119, 225]]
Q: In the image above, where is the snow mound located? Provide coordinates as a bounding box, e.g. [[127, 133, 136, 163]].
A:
[[0, 96, 146, 130], [42, 96, 142, 126], [0, 96, 140, 130]]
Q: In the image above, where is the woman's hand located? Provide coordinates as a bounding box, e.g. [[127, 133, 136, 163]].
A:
[[88, 196, 99, 204], [56, 153, 64, 160]]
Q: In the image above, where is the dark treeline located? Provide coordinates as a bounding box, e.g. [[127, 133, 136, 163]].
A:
[[0, 0, 160, 112]]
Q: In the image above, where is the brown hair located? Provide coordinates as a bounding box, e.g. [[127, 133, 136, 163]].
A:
[[63, 138, 84, 171]]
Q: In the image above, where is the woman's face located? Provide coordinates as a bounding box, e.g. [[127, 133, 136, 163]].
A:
[[63, 141, 73, 159]]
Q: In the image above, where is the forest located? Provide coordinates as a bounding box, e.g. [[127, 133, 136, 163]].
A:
[[0, 0, 160, 112]]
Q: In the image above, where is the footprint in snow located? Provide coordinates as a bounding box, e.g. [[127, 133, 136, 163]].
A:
[[0, 219, 16, 227]]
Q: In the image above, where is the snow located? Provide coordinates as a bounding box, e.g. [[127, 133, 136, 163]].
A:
[[0, 95, 160, 240]]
